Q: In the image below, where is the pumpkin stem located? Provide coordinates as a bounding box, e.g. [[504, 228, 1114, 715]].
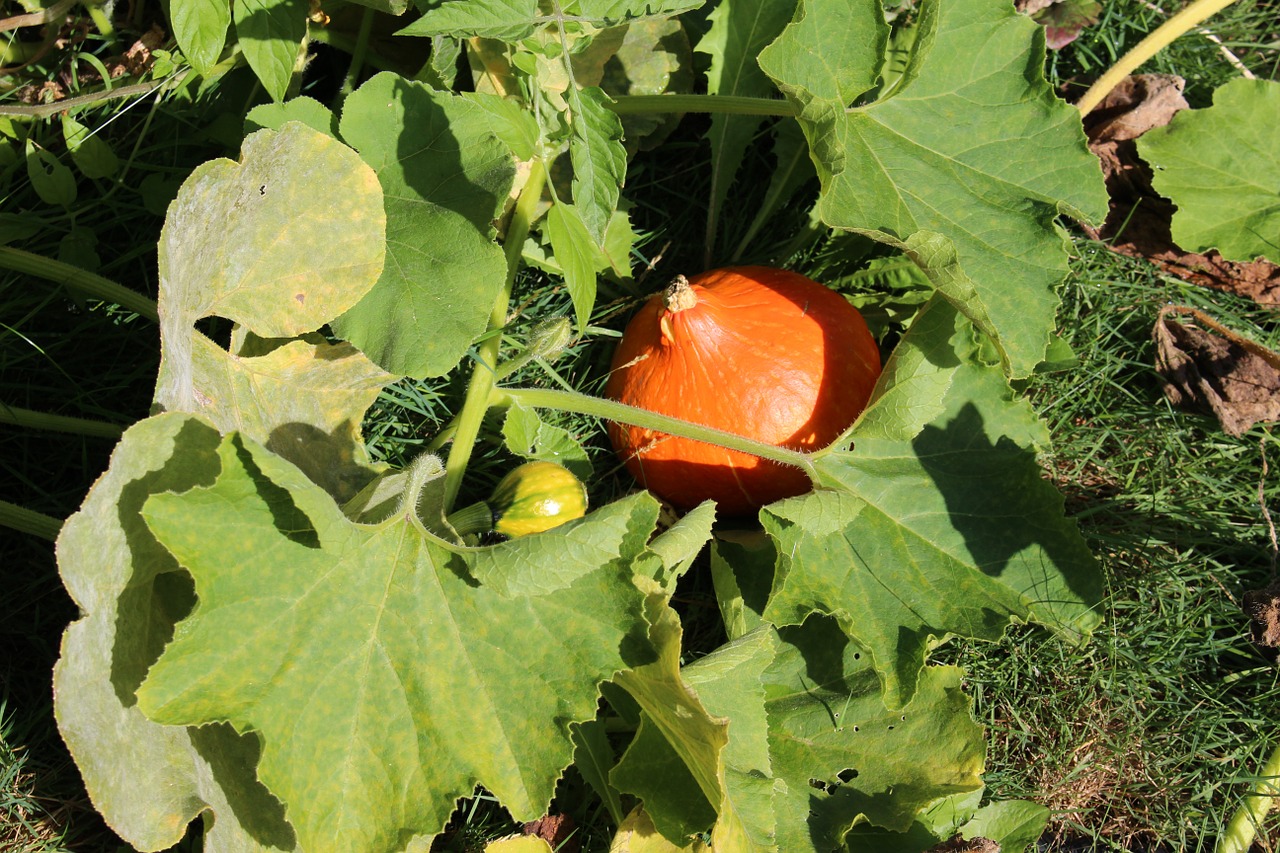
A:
[[663, 275, 698, 313]]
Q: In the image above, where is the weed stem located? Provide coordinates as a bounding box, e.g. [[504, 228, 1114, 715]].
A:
[[608, 94, 797, 117], [0, 404, 124, 438], [1076, 0, 1241, 116], [0, 246, 158, 321]]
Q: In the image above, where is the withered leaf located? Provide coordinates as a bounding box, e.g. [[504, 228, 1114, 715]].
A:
[[1154, 306, 1280, 436], [1243, 580, 1280, 656], [1083, 75, 1280, 304]]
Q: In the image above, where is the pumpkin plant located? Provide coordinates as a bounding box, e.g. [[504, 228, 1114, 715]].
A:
[[51, 0, 1110, 850]]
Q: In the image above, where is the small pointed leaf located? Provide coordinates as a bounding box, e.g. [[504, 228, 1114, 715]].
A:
[[234, 0, 308, 102], [170, 0, 232, 73]]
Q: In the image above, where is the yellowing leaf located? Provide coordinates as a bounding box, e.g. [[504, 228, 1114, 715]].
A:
[[136, 430, 660, 852], [486, 837, 554, 852], [156, 122, 385, 411], [610, 806, 708, 852]]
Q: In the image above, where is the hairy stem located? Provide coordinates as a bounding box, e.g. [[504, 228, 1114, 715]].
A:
[[493, 386, 820, 482], [339, 6, 376, 98], [0, 246, 159, 321], [1216, 739, 1280, 853], [1076, 0, 1241, 116], [608, 94, 797, 117], [0, 404, 124, 438], [0, 499, 62, 541], [442, 160, 548, 511]]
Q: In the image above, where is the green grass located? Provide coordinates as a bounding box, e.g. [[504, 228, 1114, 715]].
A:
[[2, 0, 1279, 849], [938, 244, 1280, 849]]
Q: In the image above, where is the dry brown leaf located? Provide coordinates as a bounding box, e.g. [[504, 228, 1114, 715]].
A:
[[1154, 306, 1280, 436], [928, 836, 1001, 853], [1084, 75, 1280, 304], [522, 813, 580, 853], [1243, 579, 1280, 657]]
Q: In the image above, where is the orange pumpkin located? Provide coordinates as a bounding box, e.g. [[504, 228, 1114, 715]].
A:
[[604, 266, 882, 516]]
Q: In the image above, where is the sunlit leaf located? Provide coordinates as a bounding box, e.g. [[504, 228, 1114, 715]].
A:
[[567, 86, 627, 244], [137, 431, 659, 852], [234, 0, 308, 102], [154, 121, 385, 414], [1138, 78, 1280, 264], [54, 415, 299, 853], [170, 0, 232, 74], [763, 298, 1103, 708], [759, 0, 1107, 377]]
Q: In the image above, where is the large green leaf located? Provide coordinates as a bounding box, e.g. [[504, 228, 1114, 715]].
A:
[[56, 119, 400, 851], [136, 431, 660, 852], [758, 0, 1106, 377], [844, 789, 1048, 851], [54, 414, 299, 853], [762, 620, 985, 849], [1137, 78, 1280, 264], [612, 618, 986, 852], [155, 122, 386, 414], [762, 298, 1103, 708], [332, 73, 515, 377]]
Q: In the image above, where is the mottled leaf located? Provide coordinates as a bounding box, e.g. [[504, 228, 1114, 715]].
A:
[[137, 432, 659, 852], [182, 335, 395, 502], [155, 122, 385, 412], [601, 18, 694, 155], [54, 414, 299, 853]]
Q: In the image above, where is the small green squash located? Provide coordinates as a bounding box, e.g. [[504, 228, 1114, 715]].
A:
[[489, 461, 588, 537]]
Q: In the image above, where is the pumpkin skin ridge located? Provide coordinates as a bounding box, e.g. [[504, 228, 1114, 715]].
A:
[[605, 266, 881, 516], [665, 285, 826, 445]]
